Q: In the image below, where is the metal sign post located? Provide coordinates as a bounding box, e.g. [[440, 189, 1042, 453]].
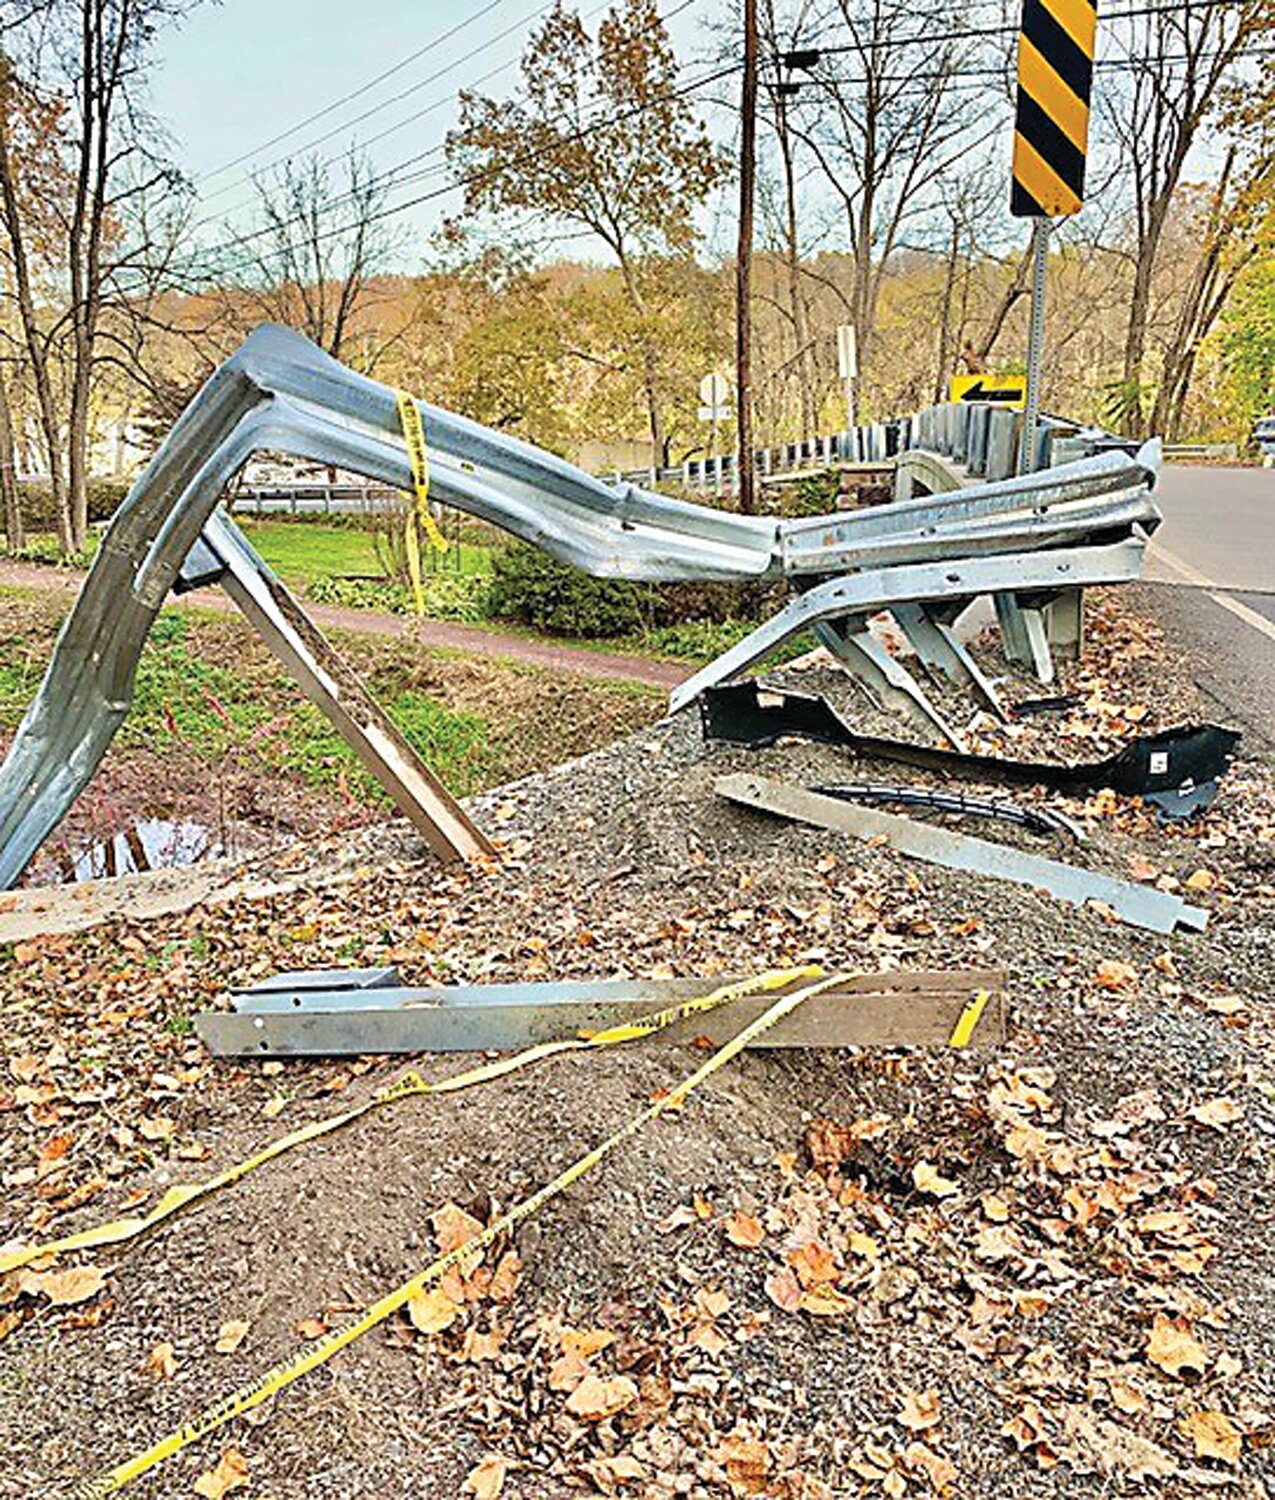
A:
[[1018, 218, 1050, 473], [837, 324, 858, 435], [699, 372, 731, 469], [1009, 0, 1096, 472]]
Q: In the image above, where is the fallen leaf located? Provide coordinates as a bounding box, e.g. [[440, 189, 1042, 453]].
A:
[[407, 1287, 461, 1335], [899, 1389, 942, 1432], [138, 1117, 176, 1143], [461, 1325, 504, 1361], [561, 1327, 614, 1358], [1146, 1314, 1209, 1378], [764, 1267, 802, 1313], [715, 1430, 770, 1495], [1094, 960, 1137, 991], [146, 1341, 177, 1380], [462, 1456, 508, 1500], [564, 1372, 639, 1420], [912, 1162, 958, 1197], [20, 1264, 105, 1306], [1184, 868, 1215, 891], [1188, 1098, 1243, 1129], [294, 1316, 328, 1340], [431, 1202, 484, 1254], [193, 1446, 250, 1498], [724, 1210, 765, 1248], [798, 1284, 852, 1317], [214, 1319, 249, 1354], [488, 1250, 522, 1303], [1062, 1408, 1176, 1481], [1179, 1409, 1242, 1465]]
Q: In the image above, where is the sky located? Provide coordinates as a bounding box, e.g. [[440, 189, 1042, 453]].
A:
[[145, 0, 721, 271]]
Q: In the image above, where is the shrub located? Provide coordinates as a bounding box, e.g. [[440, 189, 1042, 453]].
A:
[[14, 477, 129, 530], [486, 541, 645, 638], [308, 572, 491, 623]]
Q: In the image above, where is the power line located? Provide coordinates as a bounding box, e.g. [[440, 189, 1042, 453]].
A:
[[189, 0, 707, 259], [188, 0, 625, 235], [800, 45, 1275, 89], [197, 0, 512, 184], [194, 0, 563, 212], [780, 0, 1255, 62], [182, 55, 741, 279]]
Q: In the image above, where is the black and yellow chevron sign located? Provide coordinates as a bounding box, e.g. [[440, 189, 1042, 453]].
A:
[[1010, 0, 1098, 217]]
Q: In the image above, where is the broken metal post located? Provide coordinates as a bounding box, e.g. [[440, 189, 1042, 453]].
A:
[[198, 511, 494, 864], [1046, 587, 1084, 660], [813, 618, 965, 749], [889, 602, 1009, 722]]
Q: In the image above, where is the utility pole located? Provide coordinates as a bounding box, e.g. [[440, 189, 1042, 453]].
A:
[[735, 0, 758, 513]]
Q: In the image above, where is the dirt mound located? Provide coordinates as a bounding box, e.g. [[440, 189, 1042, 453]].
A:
[[2, 591, 1273, 1498]]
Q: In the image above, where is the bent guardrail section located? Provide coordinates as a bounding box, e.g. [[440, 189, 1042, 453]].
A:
[[0, 325, 1163, 888]]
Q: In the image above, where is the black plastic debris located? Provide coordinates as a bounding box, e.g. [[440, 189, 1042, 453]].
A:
[[700, 680, 1240, 822]]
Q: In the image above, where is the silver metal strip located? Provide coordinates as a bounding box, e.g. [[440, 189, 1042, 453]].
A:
[[716, 773, 1207, 935]]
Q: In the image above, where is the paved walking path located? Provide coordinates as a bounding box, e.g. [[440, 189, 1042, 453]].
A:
[[0, 561, 686, 691]]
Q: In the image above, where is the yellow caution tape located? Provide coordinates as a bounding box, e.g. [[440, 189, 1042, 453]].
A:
[[396, 384, 450, 582], [0, 968, 819, 1277], [71, 970, 846, 1499], [947, 988, 992, 1048]]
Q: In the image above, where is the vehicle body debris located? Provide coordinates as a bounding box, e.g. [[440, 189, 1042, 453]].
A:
[[196, 966, 1007, 1057], [715, 772, 1209, 935], [702, 680, 1239, 821], [810, 781, 1085, 841]]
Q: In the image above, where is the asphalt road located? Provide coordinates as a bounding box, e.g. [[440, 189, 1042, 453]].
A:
[[1139, 463, 1275, 750]]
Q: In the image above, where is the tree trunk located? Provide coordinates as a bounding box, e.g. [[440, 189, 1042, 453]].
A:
[[614, 249, 666, 464], [0, 61, 71, 550], [0, 373, 23, 550], [775, 89, 814, 437], [933, 217, 961, 401]]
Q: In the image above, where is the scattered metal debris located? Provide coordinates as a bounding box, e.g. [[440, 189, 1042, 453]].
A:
[[715, 773, 1208, 935], [810, 781, 1084, 841], [701, 681, 1239, 820], [1011, 692, 1085, 717], [196, 967, 1006, 1056]]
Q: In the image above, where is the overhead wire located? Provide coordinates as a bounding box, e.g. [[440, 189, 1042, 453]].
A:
[[189, 0, 701, 243], [177, 52, 742, 283], [193, 0, 565, 214], [782, 0, 1257, 60], [196, 0, 513, 184]]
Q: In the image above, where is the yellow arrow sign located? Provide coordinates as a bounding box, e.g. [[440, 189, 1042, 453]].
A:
[[949, 374, 1028, 408]]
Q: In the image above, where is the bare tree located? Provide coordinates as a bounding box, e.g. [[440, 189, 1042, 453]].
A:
[[0, 0, 196, 552], [1098, 0, 1270, 434], [227, 150, 399, 365], [783, 0, 1000, 414]]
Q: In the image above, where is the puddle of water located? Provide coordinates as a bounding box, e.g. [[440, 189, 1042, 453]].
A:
[[24, 816, 263, 887]]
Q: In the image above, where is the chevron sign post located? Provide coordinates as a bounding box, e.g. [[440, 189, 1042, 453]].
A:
[[1010, 0, 1097, 472]]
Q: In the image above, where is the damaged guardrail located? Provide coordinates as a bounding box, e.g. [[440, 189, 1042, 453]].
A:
[[0, 325, 1163, 888]]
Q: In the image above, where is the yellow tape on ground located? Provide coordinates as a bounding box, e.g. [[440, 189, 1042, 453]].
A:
[[947, 988, 992, 1048], [0, 968, 818, 1277], [71, 970, 846, 1500]]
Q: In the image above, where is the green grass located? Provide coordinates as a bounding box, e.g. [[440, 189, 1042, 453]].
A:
[[112, 608, 505, 801], [234, 520, 386, 587], [235, 518, 493, 589]]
